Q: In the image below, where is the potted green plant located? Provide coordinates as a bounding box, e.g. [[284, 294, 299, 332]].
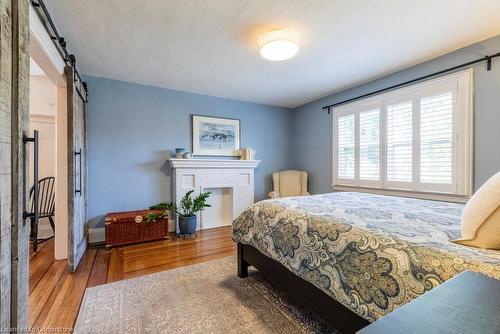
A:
[[149, 190, 211, 235]]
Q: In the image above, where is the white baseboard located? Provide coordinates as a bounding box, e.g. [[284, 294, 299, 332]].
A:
[[89, 227, 105, 244]]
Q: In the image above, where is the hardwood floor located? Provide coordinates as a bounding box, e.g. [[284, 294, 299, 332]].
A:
[[28, 226, 235, 332]]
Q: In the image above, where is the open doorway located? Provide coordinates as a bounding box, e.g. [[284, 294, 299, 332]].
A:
[[28, 8, 72, 306], [28, 32, 72, 327], [26, 1, 90, 328], [29, 1, 88, 276], [27, 56, 69, 303], [29, 58, 57, 256]]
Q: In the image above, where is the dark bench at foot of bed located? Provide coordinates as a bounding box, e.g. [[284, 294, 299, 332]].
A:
[[237, 242, 370, 334], [358, 271, 500, 334]]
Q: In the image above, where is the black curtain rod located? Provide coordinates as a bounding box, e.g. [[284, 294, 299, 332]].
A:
[[322, 52, 500, 113], [31, 0, 88, 99]]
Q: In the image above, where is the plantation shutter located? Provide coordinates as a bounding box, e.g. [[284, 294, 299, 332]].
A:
[[420, 92, 454, 185], [386, 101, 413, 183], [359, 109, 380, 180], [337, 114, 355, 179]]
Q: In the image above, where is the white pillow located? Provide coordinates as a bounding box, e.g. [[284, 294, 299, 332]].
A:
[[453, 171, 500, 249]]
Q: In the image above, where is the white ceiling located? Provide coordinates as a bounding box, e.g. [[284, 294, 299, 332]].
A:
[[43, 0, 500, 108]]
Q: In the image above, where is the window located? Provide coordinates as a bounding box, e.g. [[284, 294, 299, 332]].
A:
[[333, 69, 473, 200], [337, 114, 355, 179]]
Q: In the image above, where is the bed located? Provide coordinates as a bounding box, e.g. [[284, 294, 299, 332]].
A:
[[232, 192, 500, 333]]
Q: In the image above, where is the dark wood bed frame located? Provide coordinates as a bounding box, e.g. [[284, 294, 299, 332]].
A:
[[237, 243, 370, 334]]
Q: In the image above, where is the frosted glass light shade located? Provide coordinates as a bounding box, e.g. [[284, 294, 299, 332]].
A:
[[259, 29, 299, 61]]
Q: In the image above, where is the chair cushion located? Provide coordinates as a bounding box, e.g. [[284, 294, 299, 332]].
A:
[[453, 171, 500, 249], [279, 170, 303, 197]]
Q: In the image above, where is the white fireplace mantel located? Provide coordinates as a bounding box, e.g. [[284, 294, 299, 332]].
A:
[[169, 158, 261, 169], [169, 158, 261, 233]]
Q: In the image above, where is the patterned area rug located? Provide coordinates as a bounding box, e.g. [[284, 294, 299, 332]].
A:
[[74, 256, 338, 333]]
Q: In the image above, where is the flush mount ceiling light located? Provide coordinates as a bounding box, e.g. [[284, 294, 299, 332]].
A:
[[259, 28, 299, 61]]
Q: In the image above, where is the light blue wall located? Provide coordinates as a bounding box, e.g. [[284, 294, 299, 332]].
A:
[[85, 76, 293, 228], [292, 35, 500, 195]]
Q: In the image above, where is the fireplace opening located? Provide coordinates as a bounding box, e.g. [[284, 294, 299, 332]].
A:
[[201, 187, 233, 229]]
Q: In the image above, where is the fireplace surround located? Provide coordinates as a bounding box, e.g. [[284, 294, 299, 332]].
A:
[[169, 159, 260, 232]]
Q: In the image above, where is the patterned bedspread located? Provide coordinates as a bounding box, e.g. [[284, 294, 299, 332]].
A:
[[232, 192, 500, 321]]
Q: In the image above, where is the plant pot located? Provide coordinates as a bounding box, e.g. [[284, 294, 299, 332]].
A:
[[178, 215, 197, 235]]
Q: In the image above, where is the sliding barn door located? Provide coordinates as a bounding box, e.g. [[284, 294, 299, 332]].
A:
[[66, 66, 88, 272], [0, 0, 29, 328]]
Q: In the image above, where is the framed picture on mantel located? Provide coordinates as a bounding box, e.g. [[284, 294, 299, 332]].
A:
[[192, 115, 241, 157]]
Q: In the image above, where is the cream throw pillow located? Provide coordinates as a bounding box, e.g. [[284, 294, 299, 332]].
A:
[[453, 171, 500, 249]]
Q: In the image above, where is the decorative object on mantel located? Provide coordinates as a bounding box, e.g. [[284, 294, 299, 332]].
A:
[[183, 152, 193, 159], [175, 148, 186, 159], [151, 190, 211, 237], [104, 209, 169, 248], [192, 115, 240, 156], [239, 147, 255, 160]]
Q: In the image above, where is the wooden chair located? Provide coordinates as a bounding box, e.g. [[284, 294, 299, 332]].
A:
[[29, 177, 55, 252], [269, 170, 310, 198]]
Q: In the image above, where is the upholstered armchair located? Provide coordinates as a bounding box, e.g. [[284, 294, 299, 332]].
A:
[[269, 170, 310, 198]]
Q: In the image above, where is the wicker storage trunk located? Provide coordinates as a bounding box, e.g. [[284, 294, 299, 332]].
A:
[[105, 209, 169, 248]]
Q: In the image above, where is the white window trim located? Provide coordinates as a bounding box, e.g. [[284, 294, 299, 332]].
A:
[[332, 69, 473, 202]]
